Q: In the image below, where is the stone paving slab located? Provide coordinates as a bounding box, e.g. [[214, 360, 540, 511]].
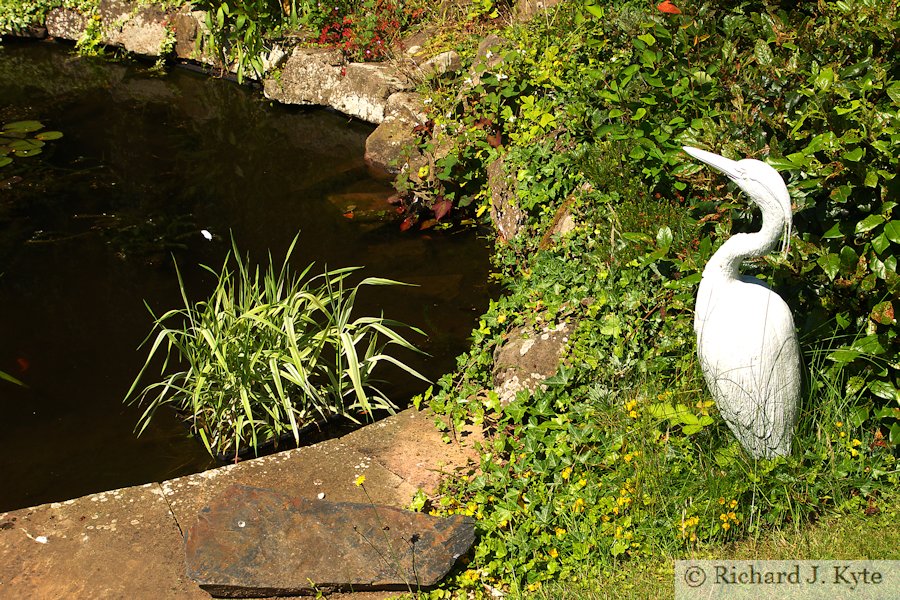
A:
[[165, 409, 481, 536], [0, 408, 481, 599], [0, 483, 206, 599], [184, 485, 474, 597]]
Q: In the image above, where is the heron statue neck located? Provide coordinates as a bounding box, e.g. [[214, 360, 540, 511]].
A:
[[703, 181, 791, 279], [704, 187, 789, 281]]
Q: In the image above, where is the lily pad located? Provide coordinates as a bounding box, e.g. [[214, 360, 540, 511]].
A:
[[8, 139, 43, 151], [0, 156, 12, 168], [13, 148, 43, 157], [35, 131, 64, 141], [2, 120, 44, 133]]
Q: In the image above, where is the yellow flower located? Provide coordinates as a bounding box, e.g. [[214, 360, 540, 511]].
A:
[[729, 499, 738, 508], [555, 527, 566, 538], [629, 410, 639, 419], [718, 497, 726, 505], [527, 581, 542, 592], [722, 522, 731, 531], [851, 439, 862, 447], [624, 453, 633, 463], [720, 513, 728, 521], [576, 478, 587, 489], [561, 466, 572, 480], [497, 313, 507, 324], [840, 431, 846, 438], [548, 548, 559, 558], [851, 448, 859, 457], [836, 421, 843, 427], [728, 511, 736, 520], [354, 475, 366, 487], [417, 165, 430, 179], [574, 498, 586, 513]]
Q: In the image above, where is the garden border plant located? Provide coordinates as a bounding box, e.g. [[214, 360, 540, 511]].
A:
[[124, 235, 428, 462], [394, 0, 898, 596]]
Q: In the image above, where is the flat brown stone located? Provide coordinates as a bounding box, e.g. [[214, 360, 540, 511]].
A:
[[185, 485, 474, 597], [0, 483, 206, 598]]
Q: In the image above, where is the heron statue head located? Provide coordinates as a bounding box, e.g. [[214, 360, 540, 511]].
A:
[[683, 146, 793, 255]]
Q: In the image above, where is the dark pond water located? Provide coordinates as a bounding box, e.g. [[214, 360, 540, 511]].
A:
[[0, 41, 492, 512]]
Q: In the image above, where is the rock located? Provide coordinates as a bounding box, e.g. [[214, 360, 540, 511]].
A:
[[265, 49, 408, 124], [0, 483, 206, 599], [263, 46, 344, 107], [364, 91, 427, 176], [418, 50, 462, 79], [100, 0, 169, 57], [334, 62, 409, 123], [475, 34, 507, 72], [493, 323, 571, 405], [365, 119, 419, 176], [487, 156, 527, 242], [45, 8, 88, 41], [513, 0, 563, 22], [184, 484, 474, 597]]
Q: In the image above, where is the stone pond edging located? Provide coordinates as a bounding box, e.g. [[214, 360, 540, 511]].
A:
[[0, 408, 482, 598], [21, 0, 563, 179]]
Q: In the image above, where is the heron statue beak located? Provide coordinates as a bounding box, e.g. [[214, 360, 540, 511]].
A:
[[683, 146, 740, 180]]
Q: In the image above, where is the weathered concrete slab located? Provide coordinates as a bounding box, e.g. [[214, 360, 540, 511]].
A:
[[0, 483, 206, 598], [184, 485, 474, 597]]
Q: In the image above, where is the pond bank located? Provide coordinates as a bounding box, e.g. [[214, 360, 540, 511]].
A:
[[0, 407, 482, 598]]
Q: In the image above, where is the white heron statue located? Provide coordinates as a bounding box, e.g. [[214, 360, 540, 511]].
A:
[[684, 146, 801, 459]]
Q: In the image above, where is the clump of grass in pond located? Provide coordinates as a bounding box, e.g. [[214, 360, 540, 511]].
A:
[[0, 120, 63, 168], [125, 235, 428, 461]]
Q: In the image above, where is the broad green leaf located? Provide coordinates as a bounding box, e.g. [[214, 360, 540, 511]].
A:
[[814, 66, 835, 90], [35, 131, 63, 141], [637, 33, 656, 46], [842, 147, 864, 162], [656, 226, 673, 250], [816, 253, 840, 280], [584, 3, 603, 18], [864, 169, 879, 188], [868, 380, 899, 402], [855, 214, 884, 234], [883, 221, 900, 243], [2, 120, 43, 133]]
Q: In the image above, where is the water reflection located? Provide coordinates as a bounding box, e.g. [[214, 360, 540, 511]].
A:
[[0, 41, 492, 511]]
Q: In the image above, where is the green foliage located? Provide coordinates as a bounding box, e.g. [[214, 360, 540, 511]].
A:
[[125, 236, 427, 460], [0, 120, 63, 168], [415, 0, 899, 595], [194, 0, 283, 81]]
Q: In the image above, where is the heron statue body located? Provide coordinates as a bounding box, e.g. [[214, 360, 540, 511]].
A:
[[684, 146, 801, 459]]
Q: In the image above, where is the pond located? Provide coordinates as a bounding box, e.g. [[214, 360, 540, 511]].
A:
[[0, 40, 492, 512]]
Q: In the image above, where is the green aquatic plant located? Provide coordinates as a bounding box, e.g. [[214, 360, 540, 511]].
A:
[[125, 235, 428, 461], [0, 120, 63, 168]]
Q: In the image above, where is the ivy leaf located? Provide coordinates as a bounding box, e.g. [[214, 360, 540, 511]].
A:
[[868, 380, 899, 403], [842, 147, 864, 162], [816, 253, 840, 280], [883, 221, 900, 244], [855, 214, 885, 234]]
